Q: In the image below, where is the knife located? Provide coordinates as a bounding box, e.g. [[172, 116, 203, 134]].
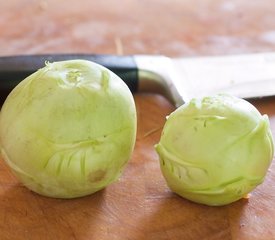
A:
[[1, 53, 275, 106]]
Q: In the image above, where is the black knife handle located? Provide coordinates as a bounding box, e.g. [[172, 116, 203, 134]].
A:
[[0, 54, 138, 103]]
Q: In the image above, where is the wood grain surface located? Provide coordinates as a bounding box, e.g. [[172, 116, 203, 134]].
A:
[[1, 0, 275, 239]]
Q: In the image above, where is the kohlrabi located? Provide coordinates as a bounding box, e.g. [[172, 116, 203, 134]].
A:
[[155, 94, 274, 206], [0, 60, 137, 198]]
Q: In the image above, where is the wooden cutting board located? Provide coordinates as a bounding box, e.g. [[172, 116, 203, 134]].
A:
[[1, 1, 275, 239]]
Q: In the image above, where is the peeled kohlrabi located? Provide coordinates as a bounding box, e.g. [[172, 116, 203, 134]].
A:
[[155, 94, 274, 206], [0, 60, 137, 198]]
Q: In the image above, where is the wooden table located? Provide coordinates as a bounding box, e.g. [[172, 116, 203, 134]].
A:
[[1, 0, 275, 239]]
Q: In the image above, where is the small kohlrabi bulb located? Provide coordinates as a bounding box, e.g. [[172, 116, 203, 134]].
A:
[[0, 60, 137, 198], [155, 94, 274, 206]]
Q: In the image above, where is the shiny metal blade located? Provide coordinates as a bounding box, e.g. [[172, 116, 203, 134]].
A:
[[135, 53, 275, 107], [171, 52, 275, 103]]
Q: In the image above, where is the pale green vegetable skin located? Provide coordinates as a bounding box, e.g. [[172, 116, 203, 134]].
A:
[[155, 95, 274, 206], [0, 60, 137, 198]]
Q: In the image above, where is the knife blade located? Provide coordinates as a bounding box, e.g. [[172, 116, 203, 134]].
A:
[[1, 53, 275, 106]]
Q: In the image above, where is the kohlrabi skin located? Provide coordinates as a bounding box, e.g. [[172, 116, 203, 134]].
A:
[[0, 60, 137, 198], [155, 94, 274, 206]]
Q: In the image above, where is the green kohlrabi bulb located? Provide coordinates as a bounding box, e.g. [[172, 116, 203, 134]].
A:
[[0, 60, 137, 198], [155, 94, 274, 206]]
